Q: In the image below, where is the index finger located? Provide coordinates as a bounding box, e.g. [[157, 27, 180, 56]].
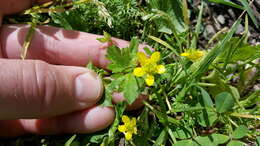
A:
[[0, 25, 149, 69], [0, 0, 32, 15], [0, 0, 51, 15]]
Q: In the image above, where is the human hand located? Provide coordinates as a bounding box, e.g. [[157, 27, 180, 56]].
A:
[[0, 0, 146, 137]]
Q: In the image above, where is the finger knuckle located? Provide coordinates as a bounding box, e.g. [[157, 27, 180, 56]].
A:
[[31, 60, 59, 115]]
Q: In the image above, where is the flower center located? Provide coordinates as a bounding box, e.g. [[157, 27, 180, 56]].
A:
[[125, 123, 135, 133], [143, 60, 157, 74]]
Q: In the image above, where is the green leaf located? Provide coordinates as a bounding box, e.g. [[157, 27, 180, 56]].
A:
[[227, 140, 244, 146], [173, 140, 195, 146], [232, 45, 260, 62], [123, 74, 139, 104], [86, 61, 94, 70], [153, 129, 167, 146], [134, 135, 150, 146], [194, 134, 229, 146], [97, 31, 112, 43], [143, 47, 152, 55], [198, 109, 217, 127], [208, 0, 243, 9], [128, 37, 139, 55], [240, 90, 260, 108], [191, 1, 204, 48], [101, 77, 125, 107], [194, 135, 215, 146], [144, 101, 181, 125], [106, 37, 138, 73], [50, 12, 73, 30], [148, 35, 178, 54], [106, 46, 132, 73], [107, 102, 126, 144], [211, 133, 230, 144], [240, 0, 259, 28], [148, 0, 187, 34], [173, 126, 193, 139], [198, 87, 214, 107], [228, 85, 243, 108], [189, 19, 241, 79], [222, 37, 244, 69], [215, 92, 235, 113], [228, 86, 240, 100], [64, 135, 76, 146], [83, 131, 108, 144], [232, 125, 248, 139], [104, 31, 111, 39], [101, 90, 113, 107], [89, 134, 107, 144], [257, 136, 260, 146]]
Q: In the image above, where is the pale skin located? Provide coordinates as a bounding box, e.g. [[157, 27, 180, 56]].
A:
[[0, 0, 146, 137]]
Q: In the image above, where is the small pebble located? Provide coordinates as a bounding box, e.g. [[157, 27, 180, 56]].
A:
[[250, 39, 256, 45], [217, 15, 225, 25], [205, 24, 216, 35], [253, 84, 260, 91], [235, 24, 244, 34], [228, 9, 236, 19]]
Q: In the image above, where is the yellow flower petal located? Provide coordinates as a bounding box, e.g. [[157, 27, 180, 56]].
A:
[[122, 115, 130, 123], [181, 52, 190, 57], [150, 51, 160, 63], [133, 67, 145, 77], [156, 65, 165, 74], [145, 74, 154, 86], [131, 117, 136, 126], [134, 127, 137, 134], [181, 50, 204, 62], [118, 125, 126, 132], [125, 132, 133, 140], [195, 50, 204, 58], [188, 50, 204, 61], [137, 52, 148, 66]]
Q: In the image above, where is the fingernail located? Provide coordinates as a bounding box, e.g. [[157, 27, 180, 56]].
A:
[[75, 72, 103, 103]]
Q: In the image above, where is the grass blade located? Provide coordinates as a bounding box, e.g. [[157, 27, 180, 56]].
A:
[[148, 35, 179, 55], [64, 135, 76, 146], [240, 0, 259, 29], [182, 0, 190, 25], [191, 1, 204, 48], [207, 0, 243, 9], [190, 19, 242, 79]]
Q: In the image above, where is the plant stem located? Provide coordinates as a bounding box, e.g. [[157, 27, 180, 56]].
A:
[[230, 113, 260, 119]]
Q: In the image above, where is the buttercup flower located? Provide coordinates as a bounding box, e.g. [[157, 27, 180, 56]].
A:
[[181, 49, 204, 62], [133, 51, 165, 86], [118, 115, 137, 140]]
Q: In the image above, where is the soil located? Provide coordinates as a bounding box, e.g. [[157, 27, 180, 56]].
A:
[[191, 0, 260, 49]]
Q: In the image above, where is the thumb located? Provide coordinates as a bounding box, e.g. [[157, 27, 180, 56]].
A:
[[0, 59, 103, 119]]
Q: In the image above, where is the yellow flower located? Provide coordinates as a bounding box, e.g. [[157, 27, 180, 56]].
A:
[[181, 49, 204, 62], [133, 51, 166, 86], [118, 115, 137, 141]]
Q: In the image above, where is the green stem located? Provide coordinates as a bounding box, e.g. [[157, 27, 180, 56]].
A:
[[157, 86, 177, 143], [197, 82, 216, 87], [20, 23, 36, 60], [129, 140, 136, 146], [230, 113, 260, 119]]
